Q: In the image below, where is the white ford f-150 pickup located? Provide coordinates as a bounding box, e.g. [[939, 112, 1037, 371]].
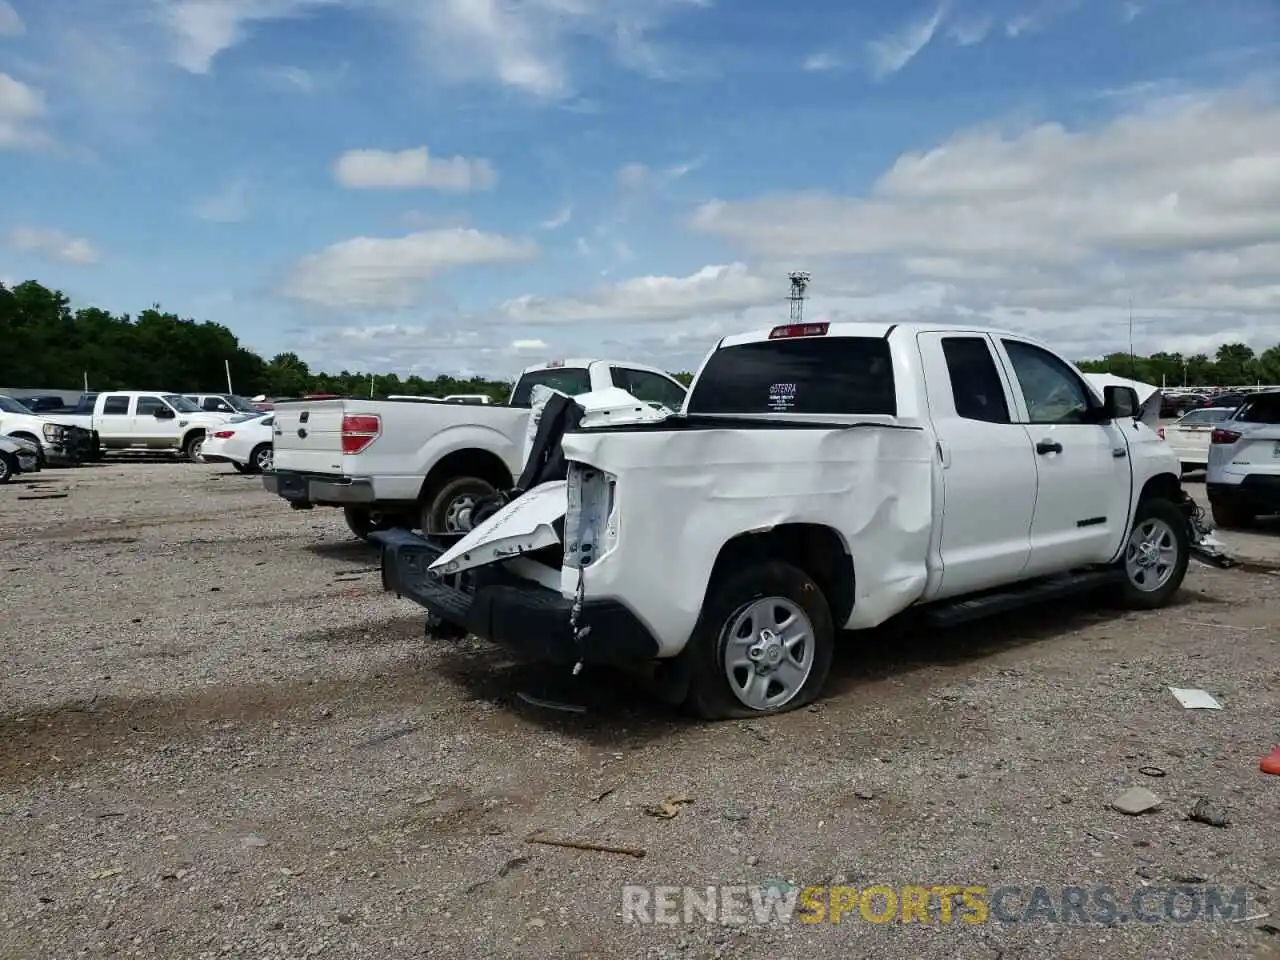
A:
[[264, 358, 688, 539], [52, 391, 236, 460], [373, 320, 1221, 719]]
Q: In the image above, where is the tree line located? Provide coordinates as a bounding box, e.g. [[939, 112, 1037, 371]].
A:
[[1, 280, 1276, 398]]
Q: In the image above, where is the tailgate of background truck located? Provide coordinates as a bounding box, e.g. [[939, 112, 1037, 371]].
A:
[[271, 400, 346, 474]]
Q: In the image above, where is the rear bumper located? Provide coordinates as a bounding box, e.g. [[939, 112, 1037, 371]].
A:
[[264, 470, 376, 506], [1208, 476, 1280, 512], [371, 527, 660, 665]]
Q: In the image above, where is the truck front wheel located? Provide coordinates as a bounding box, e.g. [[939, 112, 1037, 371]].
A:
[[421, 477, 498, 536], [682, 561, 836, 721], [183, 432, 206, 462], [1111, 497, 1189, 609]]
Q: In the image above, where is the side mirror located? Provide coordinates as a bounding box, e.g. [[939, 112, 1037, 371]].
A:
[[154, 407, 176, 419], [1103, 385, 1140, 420]]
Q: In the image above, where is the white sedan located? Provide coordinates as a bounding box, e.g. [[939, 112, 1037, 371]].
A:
[[1160, 406, 1235, 471], [201, 413, 275, 474]]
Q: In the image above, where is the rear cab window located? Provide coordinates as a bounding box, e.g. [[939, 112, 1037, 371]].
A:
[[509, 368, 591, 408], [686, 336, 896, 415]]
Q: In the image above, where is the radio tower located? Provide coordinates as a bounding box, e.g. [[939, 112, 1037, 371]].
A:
[[788, 271, 810, 323]]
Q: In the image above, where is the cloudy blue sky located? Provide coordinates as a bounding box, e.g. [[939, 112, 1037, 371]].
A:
[[1, 0, 1278, 378]]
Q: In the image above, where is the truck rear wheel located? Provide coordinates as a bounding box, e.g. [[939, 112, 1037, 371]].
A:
[[421, 477, 498, 536], [682, 561, 835, 720]]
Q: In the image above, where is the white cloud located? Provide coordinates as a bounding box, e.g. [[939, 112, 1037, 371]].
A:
[[0, 0, 24, 36], [868, 3, 946, 79], [159, 0, 337, 74], [617, 162, 650, 188], [947, 16, 992, 46], [192, 177, 251, 222], [496, 262, 778, 326], [4, 227, 100, 265], [687, 87, 1280, 356], [803, 52, 842, 72], [540, 205, 573, 230], [509, 338, 547, 352], [281, 227, 539, 309], [333, 146, 498, 192], [0, 72, 51, 150]]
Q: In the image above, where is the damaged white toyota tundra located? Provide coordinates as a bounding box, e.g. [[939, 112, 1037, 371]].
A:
[[374, 320, 1225, 720]]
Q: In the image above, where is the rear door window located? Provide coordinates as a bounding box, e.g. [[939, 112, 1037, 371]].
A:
[[940, 336, 1011, 424], [1235, 394, 1280, 424], [686, 336, 896, 415], [510, 368, 591, 407]]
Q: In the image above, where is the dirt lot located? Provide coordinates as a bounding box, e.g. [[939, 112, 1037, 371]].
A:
[[2, 460, 1279, 960]]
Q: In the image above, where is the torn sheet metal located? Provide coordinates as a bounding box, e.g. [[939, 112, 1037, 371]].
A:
[[558, 421, 936, 654], [430, 480, 567, 576]]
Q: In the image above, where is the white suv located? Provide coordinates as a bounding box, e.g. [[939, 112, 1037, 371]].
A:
[[1206, 390, 1280, 527]]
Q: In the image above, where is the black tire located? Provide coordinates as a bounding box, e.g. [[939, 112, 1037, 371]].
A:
[[421, 476, 498, 536], [1210, 498, 1254, 529], [231, 461, 252, 474], [0, 451, 14, 484], [183, 432, 206, 462], [246, 443, 272, 475], [681, 561, 835, 720], [343, 507, 379, 540], [1112, 498, 1190, 610]]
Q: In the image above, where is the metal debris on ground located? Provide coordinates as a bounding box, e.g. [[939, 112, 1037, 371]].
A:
[[524, 833, 645, 858], [516, 691, 587, 713], [644, 794, 693, 819], [1187, 797, 1230, 828], [1169, 687, 1223, 710], [1262, 748, 1280, 776]]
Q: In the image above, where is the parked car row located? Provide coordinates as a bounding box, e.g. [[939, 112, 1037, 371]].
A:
[[247, 318, 1235, 719]]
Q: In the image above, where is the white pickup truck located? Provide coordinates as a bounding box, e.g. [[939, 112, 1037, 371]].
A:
[[264, 358, 689, 539], [374, 320, 1217, 719], [54, 391, 237, 460]]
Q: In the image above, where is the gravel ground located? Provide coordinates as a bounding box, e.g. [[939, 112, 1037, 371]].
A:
[[2, 459, 1279, 960]]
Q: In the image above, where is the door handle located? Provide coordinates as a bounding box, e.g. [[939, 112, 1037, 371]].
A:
[[1036, 439, 1062, 455]]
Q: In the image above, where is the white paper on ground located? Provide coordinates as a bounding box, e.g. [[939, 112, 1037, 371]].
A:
[[1169, 687, 1222, 710]]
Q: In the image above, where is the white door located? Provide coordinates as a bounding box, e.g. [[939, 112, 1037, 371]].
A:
[[132, 395, 175, 446], [97, 394, 134, 443], [916, 331, 1038, 599], [994, 337, 1133, 576]]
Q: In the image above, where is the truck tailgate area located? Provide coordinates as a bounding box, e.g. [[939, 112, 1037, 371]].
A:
[[272, 401, 346, 474]]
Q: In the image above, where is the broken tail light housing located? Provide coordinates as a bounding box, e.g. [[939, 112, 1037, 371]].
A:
[[1157, 427, 1165, 440], [341, 414, 381, 455], [212, 430, 236, 439], [1210, 427, 1241, 445], [768, 322, 829, 339]]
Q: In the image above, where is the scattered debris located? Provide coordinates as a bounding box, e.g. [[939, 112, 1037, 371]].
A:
[[1112, 787, 1162, 816], [525, 833, 645, 858], [589, 787, 616, 803], [516, 692, 586, 714], [354, 724, 418, 748], [87, 867, 123, 880], [739, 723, 770, 743], [1138, 766, 1166, 778], [720, 802, 751, 822], [644, 794, 692, 819], [17, 493, 69, 501], [1169, 687, 1222, 710], [1187, 797, 1229, 828], [854, 789, 875, 800], [241, 835, 269, 848]]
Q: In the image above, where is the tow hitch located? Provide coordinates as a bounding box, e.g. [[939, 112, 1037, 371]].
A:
[[1179, 492, 1235, 569]]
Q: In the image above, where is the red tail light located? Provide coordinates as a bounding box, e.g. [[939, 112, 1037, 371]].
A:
[[341, 414, 381, 455], [1157, 427, 1165, 440], [1210, 427, 1241, 445], [768, 322, 829, 339], [213, 430, 235, 439]]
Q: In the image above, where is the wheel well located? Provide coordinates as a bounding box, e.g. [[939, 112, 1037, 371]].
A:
[[1138, 472, 1181, 505], [182, 428, 206, 448], [10, 431, 38, 443], [705, 524, 855, 627], [418, 449, 513, 502]]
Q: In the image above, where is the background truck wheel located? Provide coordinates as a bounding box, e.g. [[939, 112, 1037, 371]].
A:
[[343, 507, 383, 540], [681, 561, 835, 721], [183, 432, 206, 462], [0, 451, 14, 484], [421, 477, 498, 536], [1209, 498, 1254, 529], [1111, 497, 1189, 610]]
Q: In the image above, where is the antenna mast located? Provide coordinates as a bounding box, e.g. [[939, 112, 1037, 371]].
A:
[[788, 271, 810, 323]]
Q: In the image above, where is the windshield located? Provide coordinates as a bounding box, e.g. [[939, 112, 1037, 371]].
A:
[[0, 396, 35, 415], [227, 395, 256, 412], [510, 368, 591, 407], [687, 336, 897, 415], [164, 394, 202, 413]]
